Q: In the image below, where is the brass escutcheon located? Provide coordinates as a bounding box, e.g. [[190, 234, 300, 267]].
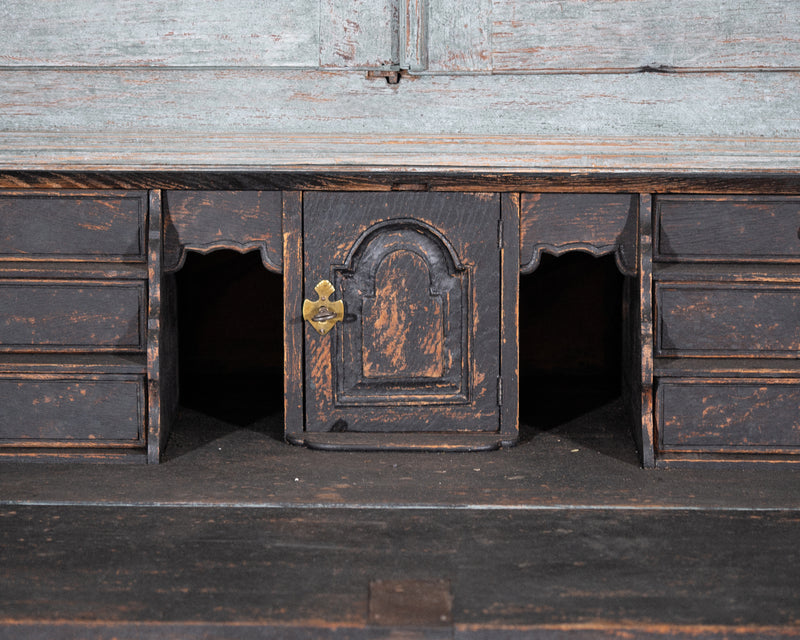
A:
[[303, 280, 344, 335]]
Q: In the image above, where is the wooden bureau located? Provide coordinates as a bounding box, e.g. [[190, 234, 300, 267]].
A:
[[0, 180, 797, 467]]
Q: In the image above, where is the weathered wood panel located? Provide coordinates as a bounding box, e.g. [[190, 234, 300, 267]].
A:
[[2, 70, 797, 172], [0, 374, 144, 446], [162, 191, 283, 273], [320, 0, 399, 69], [301, 192, 505, 438], [520, 194, 637, 275], [657, 379, 800, 453], [655, 195, 800, 262], [424, 0, 492, 72], [492, 0, 800, 71], [656, 282, 800, 357], [0, 280, 145, 352], [0, 191, 145, 261], [0, 0, 321, 67]]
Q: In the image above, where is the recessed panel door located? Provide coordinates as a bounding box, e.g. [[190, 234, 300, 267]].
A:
[[302, 192, 502, 434]]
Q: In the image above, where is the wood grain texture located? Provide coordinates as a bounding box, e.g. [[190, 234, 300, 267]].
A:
[[0, 0, 321, 67], [320, 0, 399, 68], [491, 0, 800, 71], [162, 191, 283, 273], [1, 70, 798, 172], [1, 171, 800, 194], [425, 0, 492, 72]]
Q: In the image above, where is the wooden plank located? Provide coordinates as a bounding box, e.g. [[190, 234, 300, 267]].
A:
[[283, 191, 304, 440], [1, 171, 800, 194], [319, 0, 399, 68], [500, 193, 519, 447], [492, 0, 800, 71], [0, 0, 320, 67], [147, 190, 164, 463], [2, 506, 800, 633], [1, 70, 798, 172], [638, 194, 655, 467]]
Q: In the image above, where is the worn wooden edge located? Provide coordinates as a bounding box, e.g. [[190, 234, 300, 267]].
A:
[[2, 620, 800, 640], [655, 453, 800, 469], [146, 190, 161, 463], [2, 170, 800, 193], [0, 449, 147, 464], [288, 431, 504, 451], [500, 193, 519, 447], [638, 195, 655, 468], [0, 354, 147, 374], [283, 192, 305, 440], [1, 134, 799, 173], [654, 358, 800, 378]]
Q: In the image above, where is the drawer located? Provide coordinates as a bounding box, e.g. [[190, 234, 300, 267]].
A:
[[0, 374, 145, 447], [657, 379, 800, 453], [656, 282, 800, 357], [655, 195, 800, 262], [0, 191, 146, 261], [0, 280, 146, 352]]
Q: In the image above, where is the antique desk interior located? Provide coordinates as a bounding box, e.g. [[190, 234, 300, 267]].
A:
[[1, 1, 799, 637]]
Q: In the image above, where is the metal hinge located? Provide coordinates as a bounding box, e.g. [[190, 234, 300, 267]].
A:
[[497, 377, 503, 406], [498, 219, 504, 249]]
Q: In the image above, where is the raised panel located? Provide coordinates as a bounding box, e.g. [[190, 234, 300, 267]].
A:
[[0, 191, 145, 261], [303, 192, 501, 434], [0, 374, 145, 447], [0, 280, 145, 352], [335, 220, 468, 404], [657, 379, 800, 453], [655, 196, 800, 262], [656, 282, 800, 357]]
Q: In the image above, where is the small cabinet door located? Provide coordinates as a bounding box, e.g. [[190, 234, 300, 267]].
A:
[[298, 192, 510, 447]]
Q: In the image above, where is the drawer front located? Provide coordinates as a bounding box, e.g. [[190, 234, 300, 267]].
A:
[[0, 191, 146, 261], [0, 374, 145, 447], [0, 280, 145, 352], [655, 195, 800, 262], [656, 282, 800, 357], [657, 379, 800, 453]]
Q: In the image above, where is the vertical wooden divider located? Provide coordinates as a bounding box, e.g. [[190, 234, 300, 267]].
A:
[[147, 190, 163, 463], [283, 191, 304, 441], [638, 194, 655, 467], [501, 193, 520, 445]]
